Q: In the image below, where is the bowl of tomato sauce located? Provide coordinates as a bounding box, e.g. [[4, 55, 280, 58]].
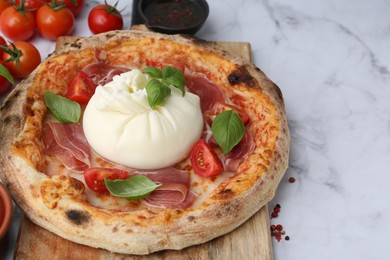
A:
[[139, 0, 209, 35], [0, 182, 13, 240]]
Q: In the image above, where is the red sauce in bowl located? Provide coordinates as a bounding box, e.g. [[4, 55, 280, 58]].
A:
[[139, 0, 209, 34], [144, 0, 204, 29]]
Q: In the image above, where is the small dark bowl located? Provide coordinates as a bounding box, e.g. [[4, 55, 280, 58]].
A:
[[0, 182, 13, 240], [139, 0, 209, 35]]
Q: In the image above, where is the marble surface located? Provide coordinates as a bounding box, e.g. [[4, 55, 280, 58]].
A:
[[1, 0, 390, 259]]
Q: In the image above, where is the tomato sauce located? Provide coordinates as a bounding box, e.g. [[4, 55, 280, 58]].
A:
[[144, 0, 204, 29]]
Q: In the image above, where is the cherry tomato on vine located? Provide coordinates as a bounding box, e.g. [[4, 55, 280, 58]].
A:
[[36, 2, 75, 40], [0, 0, 11, 16], [15, 0, 49, 11], [0, 5, 35, 41], [57, 0, 84, 16], [84, 168, 128, 193], [0, 68, 12, 94], [2, 41, 41, 79], [0, 35, 6, 57], [88, 2, 123, 34], [0, 76, 12, 94], [190, 139, 223, 178]]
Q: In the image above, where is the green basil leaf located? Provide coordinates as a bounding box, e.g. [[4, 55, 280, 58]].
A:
[[104, 175, 161, 199], [211, 109, 245, 154], [44, 91, 81, 123], [162, 66, 185, 96], [145, 79, 171, 109], [0, 64, 14, 84], [142, 66, 163, 78]]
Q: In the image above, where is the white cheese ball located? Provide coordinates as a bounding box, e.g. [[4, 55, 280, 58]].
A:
[[83, 69, 203, 169]]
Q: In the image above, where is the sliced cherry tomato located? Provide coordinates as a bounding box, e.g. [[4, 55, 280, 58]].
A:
[[190, 139, 223, 178], [88, 3, 123, 34], [2, 41, 41, 79], [0, 5, 35, 41], [0, 0, 11, 16], [36, 2, 75, 40], [84, 168, 129, 193], [57, 0, 84, 16], [65, 71, 97, 104], [145, 60, 185, 73]]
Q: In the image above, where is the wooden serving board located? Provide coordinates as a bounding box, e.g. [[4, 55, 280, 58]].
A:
[[14, 38, 274, 260]]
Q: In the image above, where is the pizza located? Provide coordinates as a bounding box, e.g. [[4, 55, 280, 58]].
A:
[[0, 28, 289, 255]]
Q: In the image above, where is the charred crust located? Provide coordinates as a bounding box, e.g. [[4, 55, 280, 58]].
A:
[[228, 66, 255, 87], [187, 215, 196, 222], [272, 82, 284, 103], [0, 99, 11, 111], [105, 33, 115, 39], [3, 115, 21, 126], [216, 188, 234, 200], [70, 42, 82, 49], [65, 210, 91, 225]]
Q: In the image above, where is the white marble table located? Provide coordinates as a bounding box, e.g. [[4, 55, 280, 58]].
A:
[[2, 0, 390, 259]]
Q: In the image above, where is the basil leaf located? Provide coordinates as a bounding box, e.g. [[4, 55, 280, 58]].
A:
[[142, 66, 163, 78], [145, 79, 171, 109], [211, 110, 245, 154], [0, 64, 14, 84], [162, 66, 185, 96], [44, 91, 81, 123], [104, 175, 161, 199]]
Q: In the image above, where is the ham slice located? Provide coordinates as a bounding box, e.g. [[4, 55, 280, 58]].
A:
[[138, 168, 196, 209], [185, 74, 226, 112], [82, 63, 129, 86], [42, 122, 91, 173], [224, 128, 256, 172]]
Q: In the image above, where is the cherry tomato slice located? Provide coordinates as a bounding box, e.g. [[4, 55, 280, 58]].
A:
[[190, 139, 223, 177], [65, 71, 97, 104], [84, 168, 128, 193]]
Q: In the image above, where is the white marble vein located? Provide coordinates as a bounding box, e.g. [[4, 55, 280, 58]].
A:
[[2, 0, 390, 259]]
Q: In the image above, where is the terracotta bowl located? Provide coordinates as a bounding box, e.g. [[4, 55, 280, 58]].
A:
[[0, 182, 13, 239]]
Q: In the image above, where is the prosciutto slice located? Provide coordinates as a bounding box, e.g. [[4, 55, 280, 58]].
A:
[[224, 128, 256, 172], [82, 63, 129, 86], [185, 74, 226, 112], [42, 122, 91, 173], [139, 168, 196, 209]]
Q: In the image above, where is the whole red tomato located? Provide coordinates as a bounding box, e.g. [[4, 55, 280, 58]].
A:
[[0, 0, 11, 16], [0, 5, 35, 41], [0, 74, 12, 94], [88, 3, 123, 34], [57, 0, 84, 16], [2, 41, 41, 79], [36, 2, 75, 40], [0, 35, 6, 57]]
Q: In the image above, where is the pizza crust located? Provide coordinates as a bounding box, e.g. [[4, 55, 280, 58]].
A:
[[0, 29, 289, 254]]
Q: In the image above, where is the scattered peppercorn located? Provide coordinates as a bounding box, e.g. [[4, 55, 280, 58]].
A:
[[288, 177, 296, 183], [270, 203, 290, 242], [271, 204, 281, 218]]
